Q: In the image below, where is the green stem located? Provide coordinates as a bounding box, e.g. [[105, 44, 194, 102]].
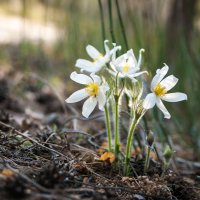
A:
[[125, 117, 137, 174], [108, 0, 116, 43], [144, 146, 151, 173], [98, 0, 106, 49], [115, 0, 128, 50], [114, 96, 120, 156], [104, 104, 112, 152]]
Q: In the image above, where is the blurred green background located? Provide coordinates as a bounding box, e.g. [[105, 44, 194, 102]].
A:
[[0, 0, 199, 159]]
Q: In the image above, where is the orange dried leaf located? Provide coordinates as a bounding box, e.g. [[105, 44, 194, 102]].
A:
[[100, 152, 115, 164], [1, 169, 14, 177]]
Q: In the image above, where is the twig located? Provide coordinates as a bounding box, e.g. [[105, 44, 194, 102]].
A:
[[0, 157, 50, 193], [61, 128, 93, 138], [65, 179, 168, 200], [65, 113, 104, 124], [0, 121, 70, 161]]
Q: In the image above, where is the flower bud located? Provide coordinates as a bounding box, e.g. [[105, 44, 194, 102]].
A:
[[163, 145, 173, 164], [146, 130, 154, 147]]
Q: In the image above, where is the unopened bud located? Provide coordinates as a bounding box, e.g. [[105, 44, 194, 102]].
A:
[[163, 145, 173, 164], [146, 131, 154, 147]]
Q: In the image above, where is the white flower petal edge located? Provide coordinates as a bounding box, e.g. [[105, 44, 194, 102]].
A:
[[75, 40, 121, 73], [156, 98, 171, 119], [161, 93, 187, 102], [110, 48, 146, 81], [65, 89, 88, 103], [97, 87, 106, 110], [66, 72, 109, 118], [70, 71, 92, 85], [75, 59, 95, 72], [160, 75, 178, 91], [143, 93, 156, 109], [86, 45, 101, 60], [143, 64, 187, 119], [151, 64, 169, 90], [82, 97, 98, 118]]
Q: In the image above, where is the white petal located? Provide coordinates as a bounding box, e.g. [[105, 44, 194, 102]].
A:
[[143, 93, 156, 109], [66, 89, 88, 103], [97, 87, 106, 110], [102, 82, 110, 92], [156, 98, 171, 119], [82, 97, 97, 118], [113, 51, 127, 65], [110, 45, 121, 60], [160, 75, 178, 91], [151, 64, 169, 91], [127, 49, 137, 68], [90, 73, 101, 84], [104, 40, 110, 55], [137, 49, 145, 68], [161, 92, 187, 102], [70, 71, 92, 85], [86, 45, 101, 60], [128, 70, 148, 78], [75, 59, 96, 72]]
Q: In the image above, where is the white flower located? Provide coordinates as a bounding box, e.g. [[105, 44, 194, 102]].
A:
[[143, 64, 187, 119], [75, 40, 121, 73], [65, 72, 109, 118], [109, 49, 147, 81]]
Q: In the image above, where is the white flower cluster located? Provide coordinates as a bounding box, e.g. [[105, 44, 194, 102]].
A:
[[66, 40, 187, 119]]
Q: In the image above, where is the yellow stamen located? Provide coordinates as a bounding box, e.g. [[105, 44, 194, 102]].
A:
[[154, 83, 167, 96], [93, 53, 104, 62], [123, 64, 130, 73], [85, 82, 99, 97]]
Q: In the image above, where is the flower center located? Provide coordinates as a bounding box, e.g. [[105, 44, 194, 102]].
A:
[[85, 82, 99, 97], [154, 83, 167, 96], [123, 63, 130, 73], [93, 53, 104, 62]]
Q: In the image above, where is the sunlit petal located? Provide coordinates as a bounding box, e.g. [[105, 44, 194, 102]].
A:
[[161, 92, 187, 102], [151, 64, 169, 91], [129, 70, 148, 78], [70, 71, 92, 85], [137, 49, 145, 68], [156, 98, 171, 119], [160, 75, 178, 91], [86, 45, 101, 60], [82, 97, 97, 118], [65, 89, 88, 103], [143, 93, 157, 109], [97, 87, 106, 110], [127, 49, 137, 68], [90, 73, 101, 84], [75, 59, 95, 72]]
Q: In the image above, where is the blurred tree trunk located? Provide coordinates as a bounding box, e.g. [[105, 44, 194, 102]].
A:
[[166, 0, 197, 58]]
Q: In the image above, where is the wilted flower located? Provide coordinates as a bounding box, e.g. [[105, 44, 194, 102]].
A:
[[76, 40, 121, 73], [65, 72, 109, 118], [143, 64, 187, 119], [109, 49, 147, 81]]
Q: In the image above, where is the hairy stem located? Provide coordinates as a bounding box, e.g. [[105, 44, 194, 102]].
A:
[[125, 117, 138, 174], [144, 146, 151, 173], [114, 95, 120, 156], [104, 104, 112, 151]]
